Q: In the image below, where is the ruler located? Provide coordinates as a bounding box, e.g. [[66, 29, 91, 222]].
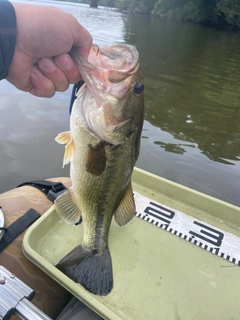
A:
[[134, 192, 240, 266]]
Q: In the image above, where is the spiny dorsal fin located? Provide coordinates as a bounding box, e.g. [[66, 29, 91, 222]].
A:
[[54, 188, 81, 225], [55, 131, 74, 168], [86, 143, 106, 176], [114, 182, 135, 226]]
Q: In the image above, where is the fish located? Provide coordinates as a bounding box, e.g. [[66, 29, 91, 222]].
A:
[[54, 44, 144, 296]]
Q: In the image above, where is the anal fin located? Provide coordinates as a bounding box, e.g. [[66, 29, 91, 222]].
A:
[[54, 188, 81, 225], [114, 182, 136, 226]]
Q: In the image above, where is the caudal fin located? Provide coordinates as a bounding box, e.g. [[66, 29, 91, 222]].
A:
[[56, 245, 113, 296]]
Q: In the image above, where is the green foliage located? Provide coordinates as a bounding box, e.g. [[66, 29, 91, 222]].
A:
[[116, 0, 155, 13], [153, 0, 185, 18], [216, 0, 240, 27], [179, 0, 220, 24], [99, 0, 116, 7], [115, 0, 130, 11], [152, 0, 233, 26], [77, 0, 90, 3], [85, 0, 240, 28]]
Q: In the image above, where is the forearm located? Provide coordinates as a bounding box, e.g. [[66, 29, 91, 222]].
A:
[[0, 0, 16, 80]]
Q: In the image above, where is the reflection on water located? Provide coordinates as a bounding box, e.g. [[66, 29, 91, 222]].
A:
[[124, 14, 240, 205], [0, 0, 239, 206]]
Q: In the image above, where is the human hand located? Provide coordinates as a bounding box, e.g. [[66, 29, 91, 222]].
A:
[[7, 3, 92, 97]]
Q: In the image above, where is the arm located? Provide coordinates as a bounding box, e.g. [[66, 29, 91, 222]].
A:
[[0, 1, 16, 80], [1, 1, 92, 97]]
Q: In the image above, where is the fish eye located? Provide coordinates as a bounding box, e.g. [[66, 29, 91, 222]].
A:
[[133, 82, 144, 96]]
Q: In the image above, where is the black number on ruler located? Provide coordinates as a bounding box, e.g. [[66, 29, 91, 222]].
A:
[[144, 202, 175, 224], [189, 221, 224, 247]]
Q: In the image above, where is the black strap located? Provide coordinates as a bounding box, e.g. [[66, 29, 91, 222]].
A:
[[0, 209, 40, 253], [0, 180, 68, 252], [17, 180, 68, 202], [69, 80, 85, 114]]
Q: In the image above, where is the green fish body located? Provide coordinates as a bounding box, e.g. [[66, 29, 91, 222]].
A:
[[55, 44, 144, 296]]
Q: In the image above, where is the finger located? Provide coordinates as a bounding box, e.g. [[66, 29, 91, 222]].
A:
[[38, 57, 69, 92], [68, 16, 92, 59], [30, 65, 55, 97], [54, 54, 81, 84]]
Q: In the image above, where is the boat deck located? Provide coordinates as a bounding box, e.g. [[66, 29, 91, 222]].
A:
[[23, 168, 240, 320]]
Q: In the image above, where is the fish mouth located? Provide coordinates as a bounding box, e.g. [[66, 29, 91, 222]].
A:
[[70, 44, 139, 100], [70, 44, 140, 145], [88, 44, 139, 75]]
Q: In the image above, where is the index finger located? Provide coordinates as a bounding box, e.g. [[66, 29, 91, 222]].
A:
[[70, 17, 92, 59]]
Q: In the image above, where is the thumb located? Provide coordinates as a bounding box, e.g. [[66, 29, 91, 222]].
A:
[[70, 18, 92, 59]]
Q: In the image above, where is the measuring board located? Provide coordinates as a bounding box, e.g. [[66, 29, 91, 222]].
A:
[[134, 192, 240, 266]]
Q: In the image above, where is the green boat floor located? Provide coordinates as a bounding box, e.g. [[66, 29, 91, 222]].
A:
[[23, 168, 240, 320]]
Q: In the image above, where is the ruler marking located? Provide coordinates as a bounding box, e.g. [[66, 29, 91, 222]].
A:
[[139, 213, 240, 266], [148, 201, 175, 214], [134, 191, 240, 268]]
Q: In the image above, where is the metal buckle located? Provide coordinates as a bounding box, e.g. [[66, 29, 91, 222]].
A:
[[47, 184, 67, 202], [0, 266, 51, 320], [0, 207, 6, 241]]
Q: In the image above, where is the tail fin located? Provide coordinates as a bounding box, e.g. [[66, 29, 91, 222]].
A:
[[56, 245, 113, 296]]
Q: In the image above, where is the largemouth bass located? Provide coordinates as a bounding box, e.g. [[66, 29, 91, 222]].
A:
[[54, 44, 144, 296]]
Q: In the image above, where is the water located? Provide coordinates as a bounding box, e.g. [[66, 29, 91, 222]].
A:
[[0, 0, 240, 207]]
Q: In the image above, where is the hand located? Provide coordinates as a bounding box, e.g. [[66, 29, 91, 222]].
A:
[[7, 3, 92, 97]]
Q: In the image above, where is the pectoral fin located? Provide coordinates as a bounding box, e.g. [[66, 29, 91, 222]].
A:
[[114, 182, 135, 226], [55, 131, 74, 167], [54, 188, 81, 225], [55, 131, 71, 144]]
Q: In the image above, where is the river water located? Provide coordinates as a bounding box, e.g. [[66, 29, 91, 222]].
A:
[[0, 0, 240, 206]]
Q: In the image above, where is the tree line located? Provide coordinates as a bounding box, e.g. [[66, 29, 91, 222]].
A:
[[95, 0, 240, 28]]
